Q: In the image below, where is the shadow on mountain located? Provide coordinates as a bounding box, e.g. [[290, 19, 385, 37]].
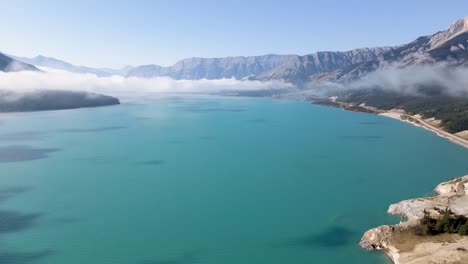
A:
[[0, 146, 60, 163]]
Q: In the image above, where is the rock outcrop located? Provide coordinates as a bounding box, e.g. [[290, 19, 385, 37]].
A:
[[360, 175, 468, 264]]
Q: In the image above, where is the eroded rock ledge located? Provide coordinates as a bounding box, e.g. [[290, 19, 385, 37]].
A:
[[360, 175, 468, 264]]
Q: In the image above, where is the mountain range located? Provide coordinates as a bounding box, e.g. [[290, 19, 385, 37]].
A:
[[4, 17, 468, 85], [9, 55, 133, 77], [0, 53, 39, 72]]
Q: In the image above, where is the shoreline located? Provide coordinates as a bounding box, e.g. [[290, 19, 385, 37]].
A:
[[379, 110, 468, 149], [359, 175, 468, 264], [311, 99, 468, 149], [310, 98, 468, 262]]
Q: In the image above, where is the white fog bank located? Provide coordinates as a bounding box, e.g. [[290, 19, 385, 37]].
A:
[[0, 68, 293, 102]]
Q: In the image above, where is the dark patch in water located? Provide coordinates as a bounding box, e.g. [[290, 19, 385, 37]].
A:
[[175, 106, 213, 112], [330, 213, 348, 225], [58, 126, 127, 133], [52, 216, 79, 224], [135, 116, 152, 120], [352, 176, 367, 184], [0, 187, 32, 203], [246, 118, 266, 123], [0, 146, 60, 163], [136, 160, 165, 166], [140, 260, 179, 264], [0, 250, 53, 264], [312, 154, 332, 160], [359, 121, 382, 125], [74, 156, 129, 164], [0, 131, 48, 141], [338, 135, 383, 141], [274, 226, 355, 248], [140, 250, 200, 264], [0, 210, 42, 234], [225, 109, 247, 112], [167, 139, 187, 144], [198, 136, 216, 140], [176, 106, 247, 113]]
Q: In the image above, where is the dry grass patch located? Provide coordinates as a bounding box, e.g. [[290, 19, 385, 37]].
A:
[[389, 226, 461, 253]]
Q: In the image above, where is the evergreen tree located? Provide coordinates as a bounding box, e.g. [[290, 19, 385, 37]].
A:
[[459, 222, 468, 236]]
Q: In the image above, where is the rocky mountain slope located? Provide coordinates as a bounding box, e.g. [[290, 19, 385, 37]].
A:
[[7, 17, 467, 85], [127, 17, 467, 84], [127, 47, 393, 83], [331, 17, 468, 82]]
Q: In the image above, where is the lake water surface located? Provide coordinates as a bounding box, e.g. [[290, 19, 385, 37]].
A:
[[0, 96, 467, 264]]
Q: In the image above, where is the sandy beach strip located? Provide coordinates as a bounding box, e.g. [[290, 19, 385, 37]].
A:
[[379, 110, 468, 149]]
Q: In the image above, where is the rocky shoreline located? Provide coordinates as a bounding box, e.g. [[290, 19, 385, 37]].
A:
[[360, 176, 468, 264], [311, 97, 468, 263]]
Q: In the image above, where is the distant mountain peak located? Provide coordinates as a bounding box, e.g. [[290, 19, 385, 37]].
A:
[[5, 17, 467, 84], [12, 55, 134, 77], [0, 53, 39, 72], [463, 16, 468, 35], [427, 17, 468, 50]]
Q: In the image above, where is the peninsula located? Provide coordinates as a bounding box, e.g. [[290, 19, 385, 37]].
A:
[[360, 175, 468, 263]]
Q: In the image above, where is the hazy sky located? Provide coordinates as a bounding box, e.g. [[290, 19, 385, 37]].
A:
[[1, 0, 466, 68]]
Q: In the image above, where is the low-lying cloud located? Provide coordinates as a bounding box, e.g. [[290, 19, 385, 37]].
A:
[[350, 62, 468, 96], [2, 62, 467, 102], [308, 62, 468, 97], [0, 68, 293, 101]]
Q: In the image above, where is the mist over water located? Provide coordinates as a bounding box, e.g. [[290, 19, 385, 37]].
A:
[[1, 61, 467, 106], [0, 96, 466, 264], [0, 68, 292, 103]]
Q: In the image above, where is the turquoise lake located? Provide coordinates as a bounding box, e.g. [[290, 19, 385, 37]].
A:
[[0, 95, 467, 264]]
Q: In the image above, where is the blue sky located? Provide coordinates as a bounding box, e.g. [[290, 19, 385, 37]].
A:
[[1, 0, 466, 68]]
